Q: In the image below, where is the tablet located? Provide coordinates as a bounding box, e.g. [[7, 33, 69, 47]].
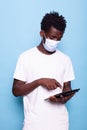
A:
[[54, 88, 80, 98]]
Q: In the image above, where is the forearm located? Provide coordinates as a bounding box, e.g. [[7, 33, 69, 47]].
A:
[[63, 81, 71, 92], [12, 79, 40, 97]]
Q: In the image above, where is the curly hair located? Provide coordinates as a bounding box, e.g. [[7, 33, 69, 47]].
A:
[[41, 11, 66, 32]]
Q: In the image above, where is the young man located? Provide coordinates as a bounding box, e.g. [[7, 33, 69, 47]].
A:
[[12, 11, 75, 130]]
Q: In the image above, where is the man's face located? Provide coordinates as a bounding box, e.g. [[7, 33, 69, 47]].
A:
[[44, 26, 64, 41], [40, 26, 64, 53]]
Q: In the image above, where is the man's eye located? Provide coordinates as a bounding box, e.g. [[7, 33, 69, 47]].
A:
[[49, 36, 56, 39], [50, 37, 54, 39]]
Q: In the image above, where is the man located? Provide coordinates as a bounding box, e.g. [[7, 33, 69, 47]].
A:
[[12, 11, 75, 130]]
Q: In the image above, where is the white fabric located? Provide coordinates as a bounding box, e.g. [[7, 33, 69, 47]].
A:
[[13, 47, 75, 130]]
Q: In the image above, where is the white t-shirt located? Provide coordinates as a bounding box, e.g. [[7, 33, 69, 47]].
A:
[[13, 47, 75, 130]]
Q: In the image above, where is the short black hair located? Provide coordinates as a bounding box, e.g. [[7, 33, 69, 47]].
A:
[[41, 11, 66, 32]]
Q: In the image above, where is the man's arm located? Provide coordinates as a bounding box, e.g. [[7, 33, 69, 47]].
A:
[[63, 81, 72, 92], [12, 79, 40, 96], [12, 78, 62, 97]]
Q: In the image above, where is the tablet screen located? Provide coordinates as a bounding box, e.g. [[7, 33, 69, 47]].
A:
[[54, 88, 80, 98]]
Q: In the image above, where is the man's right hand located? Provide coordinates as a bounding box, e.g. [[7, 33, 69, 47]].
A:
[[38, 78, 62, 90]]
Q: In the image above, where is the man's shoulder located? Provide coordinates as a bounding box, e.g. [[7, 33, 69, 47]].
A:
[[19, 47, 36, 58], [56, 50, 70, 59], [17, 47, 37, 62]]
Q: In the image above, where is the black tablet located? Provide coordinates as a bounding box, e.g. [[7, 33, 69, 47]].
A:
[[54, 88, 80, 98]]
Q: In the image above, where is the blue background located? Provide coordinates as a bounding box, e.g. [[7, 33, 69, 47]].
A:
[[0, 0, 87, 130]]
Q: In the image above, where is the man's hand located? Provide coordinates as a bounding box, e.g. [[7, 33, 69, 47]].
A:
[[38, 78, 62, 90], [48, 92, 75, 103]]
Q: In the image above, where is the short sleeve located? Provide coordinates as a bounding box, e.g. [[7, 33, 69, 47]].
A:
[[13, 55, 27, 81], [63, 57, 75, 82]]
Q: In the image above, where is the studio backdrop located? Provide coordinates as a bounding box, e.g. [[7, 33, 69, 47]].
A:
[[0, 0, 87, 130]]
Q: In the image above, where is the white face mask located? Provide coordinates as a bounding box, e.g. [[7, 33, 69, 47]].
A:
[[43, 38, 60, 52]]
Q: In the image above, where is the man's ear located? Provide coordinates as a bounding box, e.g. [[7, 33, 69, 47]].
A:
[[40, 30, 45, 43], [40, 30, 44, 37]]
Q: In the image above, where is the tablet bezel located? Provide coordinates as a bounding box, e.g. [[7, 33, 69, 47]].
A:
[[54, 88, 80, 98]]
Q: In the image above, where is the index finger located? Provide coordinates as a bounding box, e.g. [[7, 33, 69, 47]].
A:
[[55, 81, 62, 89]]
